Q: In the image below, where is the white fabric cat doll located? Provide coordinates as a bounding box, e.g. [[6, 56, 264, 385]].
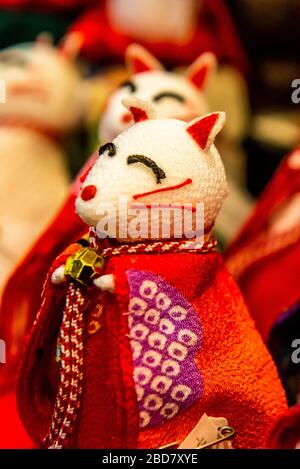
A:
[[100, 43, 215, 143]]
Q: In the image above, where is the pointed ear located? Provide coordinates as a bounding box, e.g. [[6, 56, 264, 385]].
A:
[[35, 32, 54, 46], [186, 112, 225, 151], [125, 43, 164, 75], [185, 52, 217, 90], [58, 32, 83, 61], [122, 97, 157, 123]]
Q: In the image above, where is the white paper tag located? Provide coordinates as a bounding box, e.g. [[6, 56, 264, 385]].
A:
[[178, 413, 232, 449]]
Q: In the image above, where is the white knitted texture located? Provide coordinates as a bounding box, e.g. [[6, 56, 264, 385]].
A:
[[100, 70, 210, 143], [76, 113, 228, 232]]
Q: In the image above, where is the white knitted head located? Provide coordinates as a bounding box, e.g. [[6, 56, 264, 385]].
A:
[[100, 44, 216, 142], [0, 39, 81, 130], [76, 98, 228, 237]]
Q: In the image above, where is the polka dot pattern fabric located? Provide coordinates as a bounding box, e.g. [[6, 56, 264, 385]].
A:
[[127, 269, 203, 429]]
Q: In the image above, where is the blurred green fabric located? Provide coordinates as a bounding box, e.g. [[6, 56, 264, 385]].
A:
[[0, 9, 76, 48]]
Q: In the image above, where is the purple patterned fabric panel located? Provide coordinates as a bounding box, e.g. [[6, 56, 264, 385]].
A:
[[127, 269, 203, 429]]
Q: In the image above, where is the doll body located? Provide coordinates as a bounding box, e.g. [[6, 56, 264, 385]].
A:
[[17, 99, 287, 449], [0, 40, 81, 292]]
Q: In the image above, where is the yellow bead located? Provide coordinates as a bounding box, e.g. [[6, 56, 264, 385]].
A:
[[65, 247, 104, 285]]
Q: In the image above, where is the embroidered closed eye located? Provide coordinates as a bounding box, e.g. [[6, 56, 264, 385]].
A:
[[98, 142, 116, 157], [127, 155, 166, 184], [153, 92, 185, 103], [121, 80, 137, 93]]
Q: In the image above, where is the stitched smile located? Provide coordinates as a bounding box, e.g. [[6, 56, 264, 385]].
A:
[[133, 178, 193, 200]]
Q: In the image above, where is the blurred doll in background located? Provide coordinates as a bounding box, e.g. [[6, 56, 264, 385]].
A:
[[0, 36, 83, 293]]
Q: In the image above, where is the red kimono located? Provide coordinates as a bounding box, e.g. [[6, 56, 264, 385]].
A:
[[17, 237, 286, 449]]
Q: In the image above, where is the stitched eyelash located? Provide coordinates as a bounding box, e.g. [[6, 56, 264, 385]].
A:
[[99, 142, 116, 157], [127, 155, 166, 184]]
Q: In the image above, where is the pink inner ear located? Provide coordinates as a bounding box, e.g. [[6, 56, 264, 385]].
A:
[[132, 57, 153, 74], [130, 106, 148, 123], [189, 65, 209, 89], [187, 113, 219, 149]]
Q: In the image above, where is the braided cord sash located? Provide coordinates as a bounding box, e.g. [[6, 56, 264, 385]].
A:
[[44, 284, 85, 449]]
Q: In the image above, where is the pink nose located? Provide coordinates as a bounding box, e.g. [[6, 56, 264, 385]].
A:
[[81, 184, 97, 201]]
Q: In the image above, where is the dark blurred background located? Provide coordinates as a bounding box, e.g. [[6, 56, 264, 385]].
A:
[[229, 0, 300, 195]]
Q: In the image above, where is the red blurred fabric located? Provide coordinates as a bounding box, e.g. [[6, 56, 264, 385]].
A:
[[17, 243, 286, 448], [0, 392, 33, 448], [69, 0, 248, 72], [266, 404, 300, 449], [0, 1, 247, 71], [225, 149, 300, 342]]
